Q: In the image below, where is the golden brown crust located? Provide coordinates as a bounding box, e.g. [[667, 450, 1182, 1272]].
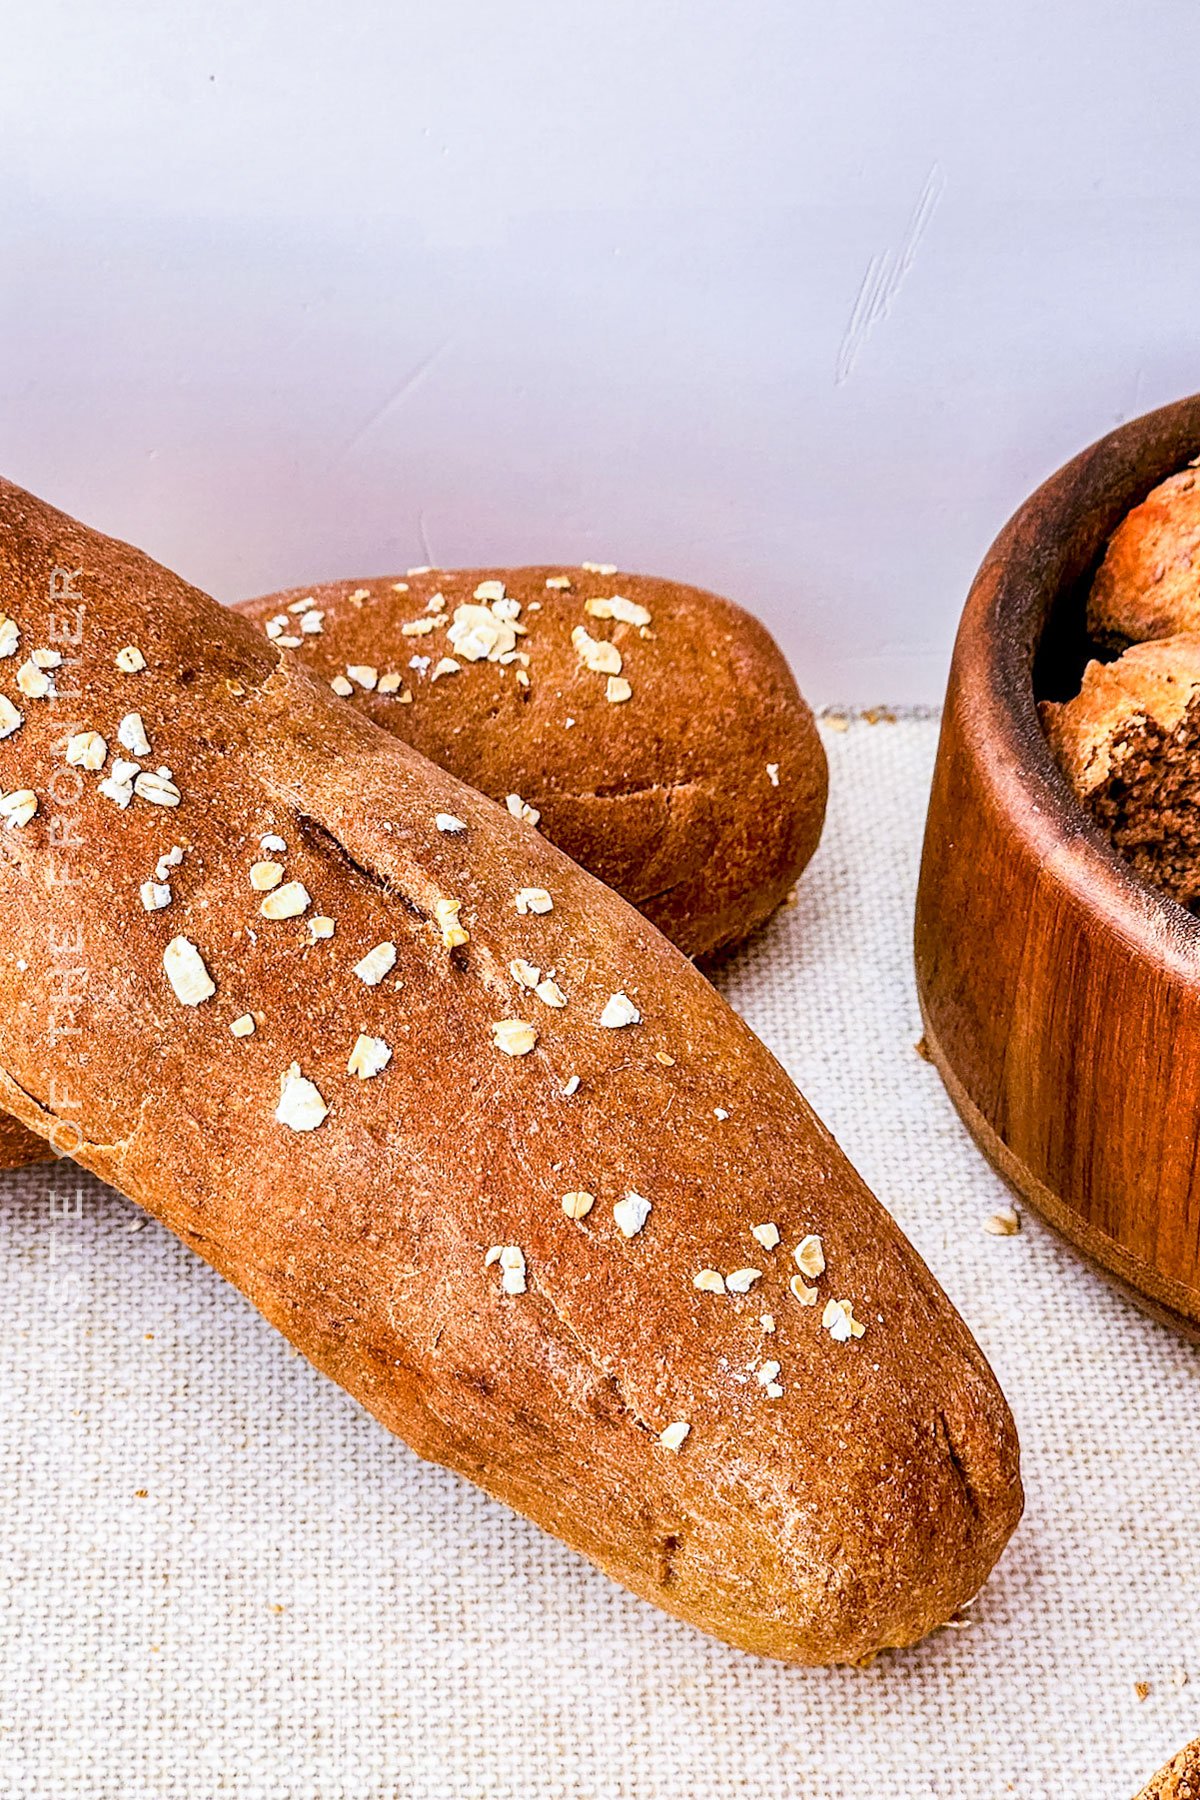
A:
[[0, 478, 1020, 1663], [1134, 1739, 1200, 1800], [1089, 467, 1200, 643], [236, 568, 827, 961], [1042, 636, 1200, 796]]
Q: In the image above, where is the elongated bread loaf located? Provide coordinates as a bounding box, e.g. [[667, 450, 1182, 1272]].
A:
[[236, 567, 826, 961], [0, 480, 1021, 1663]]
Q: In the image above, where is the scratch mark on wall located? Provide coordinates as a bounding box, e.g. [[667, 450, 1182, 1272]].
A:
[[835, 163, 945, 386], [417, 508, 437, 569], [331, 337, 455, 465]]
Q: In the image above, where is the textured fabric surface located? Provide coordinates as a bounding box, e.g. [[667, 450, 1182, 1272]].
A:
[[1, 715, 1197, 1800]]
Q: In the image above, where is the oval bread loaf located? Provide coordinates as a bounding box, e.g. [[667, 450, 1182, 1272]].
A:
[[0, 480, 1021, 1664], [236, 567, 827, 962]]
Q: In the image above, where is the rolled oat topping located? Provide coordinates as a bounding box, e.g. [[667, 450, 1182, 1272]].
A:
[[259, 880, 311, 919], [435, 813, 467, 834], [491, 1018, 539, 1057], [751, 1223, 781, 1250], [133, 769, 181, 807], [497, 1245, 527, 1295], [448, 604, 517, 664], [249, 860, 284, 891], [613, 1191, 651, 1237], [659, 1421, 690, 1451], [585, 595, 649, 627], [0, 697, 23, 739], [16, 660, 53, 699], [347, 1033, 392, 1079], [115, 646, 146, 673], [163, 936, 215, 1006], [726, 1268, 762, 1294], [118, 712, 151, 757], [599, 992, 640, 1028], [693, 1269, 726, 1294], [230, 1014, 256, 1037], [561, 1190, 595, 1220], [275, 1063, 329, 1132], [353, 942, 397, 985], [571, 626, 622, 677], [434, 896, 469, 949], [0, 616, 18, 658], [139, 881, 171, 912], [514, 887, 553, 915], [0, 789, 37, 829], [66, 730, 106, 769], [822, 1298, 865, 1342], [605, 676, 632, 703], [793, 1235, 826, 1279], [506, 794, 541, 827]]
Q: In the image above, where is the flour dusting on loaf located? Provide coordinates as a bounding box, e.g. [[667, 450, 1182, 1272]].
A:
[[0, 479, 1020, 1664]]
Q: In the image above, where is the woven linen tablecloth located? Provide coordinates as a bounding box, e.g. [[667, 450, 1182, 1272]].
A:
[[2, 715, 1197, 1800]]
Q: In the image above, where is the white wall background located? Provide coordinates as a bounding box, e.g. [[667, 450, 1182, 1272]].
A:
[[3, 0, 1199, 703]]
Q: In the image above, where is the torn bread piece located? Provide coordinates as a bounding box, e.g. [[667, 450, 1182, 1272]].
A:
[[1043, 635, 1200, 908]]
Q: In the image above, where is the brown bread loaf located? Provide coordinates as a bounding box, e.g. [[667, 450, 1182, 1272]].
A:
[[1042, 636, 1200, 908], [235, 567, 827, 961], [1089, 465, 1200, 644], [1134, 1739, 1200, 1800], [0, 479, 1021, 1663]]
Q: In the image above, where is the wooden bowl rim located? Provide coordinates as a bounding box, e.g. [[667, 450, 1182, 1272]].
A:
[[954, 392, 1200, 975]]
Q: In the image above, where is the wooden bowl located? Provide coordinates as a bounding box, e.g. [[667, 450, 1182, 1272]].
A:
[[915, 394, 1200, 1338]]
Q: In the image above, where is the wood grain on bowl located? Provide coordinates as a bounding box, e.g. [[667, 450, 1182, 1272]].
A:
[[915, 393, 1200, 1336]]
